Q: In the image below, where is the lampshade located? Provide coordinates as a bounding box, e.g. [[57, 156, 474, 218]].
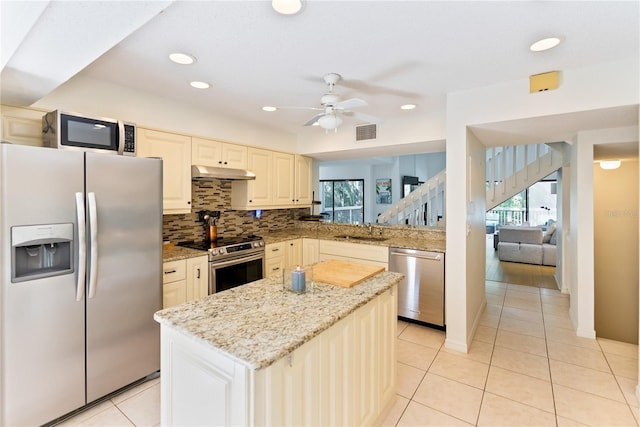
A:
[[318, 114, 343, 130], [599, 160, 621, 170]]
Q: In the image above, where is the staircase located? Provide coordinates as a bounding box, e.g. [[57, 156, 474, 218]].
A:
[[376, 142, 566, 227]]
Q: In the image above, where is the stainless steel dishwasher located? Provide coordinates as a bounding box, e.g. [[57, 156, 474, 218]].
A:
[[389, 247, 445, 327]]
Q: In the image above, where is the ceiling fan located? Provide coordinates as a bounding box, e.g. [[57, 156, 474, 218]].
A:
[[282, 73, 380, 131]]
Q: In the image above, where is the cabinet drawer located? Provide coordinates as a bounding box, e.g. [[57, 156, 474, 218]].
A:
[[163, 260, 186, 284], [265, 242, 286, 260]]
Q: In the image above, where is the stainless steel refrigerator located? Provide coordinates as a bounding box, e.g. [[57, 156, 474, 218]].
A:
[[0, 143, 162, 426]]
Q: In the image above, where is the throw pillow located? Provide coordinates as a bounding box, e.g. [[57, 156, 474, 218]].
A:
[[543, 223, 557, 243], [549, 229, 558, 245]]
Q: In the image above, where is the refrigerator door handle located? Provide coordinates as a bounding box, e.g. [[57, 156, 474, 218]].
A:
[[87, 192, 99, 298], [75, 192, 86, 301]]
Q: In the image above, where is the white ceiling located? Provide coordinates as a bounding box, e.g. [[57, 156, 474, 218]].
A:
[[1, 1, 639, 141]]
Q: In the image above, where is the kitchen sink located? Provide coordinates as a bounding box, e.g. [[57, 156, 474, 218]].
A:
[[333, 235, 388, 242]]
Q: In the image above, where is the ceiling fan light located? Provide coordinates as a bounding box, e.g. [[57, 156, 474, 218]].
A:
[[599, 160, 621, 170], [318, 114, 342, 130]]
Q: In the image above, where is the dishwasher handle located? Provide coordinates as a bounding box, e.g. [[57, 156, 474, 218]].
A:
[[390, 249, 442, 261]]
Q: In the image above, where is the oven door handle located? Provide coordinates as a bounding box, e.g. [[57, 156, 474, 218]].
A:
[[210, 252, 264, 269]]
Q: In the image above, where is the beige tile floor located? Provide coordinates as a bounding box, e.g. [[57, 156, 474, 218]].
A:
[[383, 281, 640, 427]]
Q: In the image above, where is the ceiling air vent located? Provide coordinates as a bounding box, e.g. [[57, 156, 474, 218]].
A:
[[356, 124, 377, 141]]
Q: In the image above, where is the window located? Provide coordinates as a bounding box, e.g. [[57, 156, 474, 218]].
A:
[[487, 179, 557, 230], [320, 179, 364, 224]]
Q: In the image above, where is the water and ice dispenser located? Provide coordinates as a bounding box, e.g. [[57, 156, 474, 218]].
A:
[[11, 223, 74, 282]]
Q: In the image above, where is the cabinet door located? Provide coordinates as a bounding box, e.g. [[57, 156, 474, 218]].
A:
[[302, 238, 319, 266], [319, 314, 355, 426], [294, 155, 313, 205], [247, 147, 273, 207], [191, 137, 222, 167], [378, 286, 397, 406], [0, 105, 44, 146], [221, 143, 248, 169], [186, 256, 209, 301], [285, 239, 303, 267], [353, 298, 379, 426], [138, 128, 191, 214], [272, 152, 295, 206], [163, 280, 187, 309]]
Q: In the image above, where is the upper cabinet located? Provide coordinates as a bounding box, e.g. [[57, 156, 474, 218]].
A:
[[0, 106, 45, 147], [232, 150, 313, 210], [294, 154, 313, 205], [192, 137, 247, 169], [137, 128, 192, 214]]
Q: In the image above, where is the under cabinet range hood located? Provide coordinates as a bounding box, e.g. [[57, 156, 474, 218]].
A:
[[191, 165, 256, 181]]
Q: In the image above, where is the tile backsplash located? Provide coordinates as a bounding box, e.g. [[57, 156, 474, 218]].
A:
[[163, 180, 309, 242]]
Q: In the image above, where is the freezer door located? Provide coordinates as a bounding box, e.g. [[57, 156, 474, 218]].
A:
[[1, 144, 85, 426], [85, 153, 162, 402]]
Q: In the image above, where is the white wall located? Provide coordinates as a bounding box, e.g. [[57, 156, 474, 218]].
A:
[[32, 75, 297, 152], [318, 162, 374, 223], [445, 58, 639, 351]]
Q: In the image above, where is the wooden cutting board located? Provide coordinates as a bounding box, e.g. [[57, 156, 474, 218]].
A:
[[312, 260, 385, 288]]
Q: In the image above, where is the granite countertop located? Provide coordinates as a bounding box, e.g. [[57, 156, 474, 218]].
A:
[[262, 229, 446, 253], [154, 271, 403, 370], [162, 245, 209, 262]]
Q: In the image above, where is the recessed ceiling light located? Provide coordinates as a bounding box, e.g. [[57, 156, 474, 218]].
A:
[[169, 52, 196, 65], [400, 104, 416, 110], [190, 81, 210, 89], [262, 106, 277, 112], [272, 0, 303, 15], [529, 37, 561, 52]]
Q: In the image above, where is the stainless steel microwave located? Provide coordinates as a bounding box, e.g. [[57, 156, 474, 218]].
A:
[[42, 110, 136, 156]]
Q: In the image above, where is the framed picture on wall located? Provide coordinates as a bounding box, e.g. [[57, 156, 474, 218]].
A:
[[376, 178, 392, 204]]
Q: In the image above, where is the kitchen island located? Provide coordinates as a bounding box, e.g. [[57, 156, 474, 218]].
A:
[[154, 271, 402, 426]]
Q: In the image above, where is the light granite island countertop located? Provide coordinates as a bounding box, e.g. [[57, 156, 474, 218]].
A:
[[154, 271, 402, 426]]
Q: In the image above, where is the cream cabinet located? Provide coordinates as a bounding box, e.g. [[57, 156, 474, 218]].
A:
[[231, 147, 273, 209], [272, 151, 295, 206], [162, 260, 187, 309], [285, 238, 303, 267], [319, 240, 389, 270], [0, 105, 45, 146], [186, 255, 209, 301], [137, 128, 192, 214], [232, 150, 313, 210], [163, 256, 209, 309], [302, 238, 319, 265], [191, 137, 247, 169], [158, 284, 397, 426], [265, 241, 286, 278], [294, 154, 313, 205], [266, 239, 303, 278]]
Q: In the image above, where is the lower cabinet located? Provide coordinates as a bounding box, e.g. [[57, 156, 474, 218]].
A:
[[162, 255, 209, 309], [302, 238, 319, 265], [265, 239, 303, 278], [318, 240, 389, 270], [159, 285, 397, 426]]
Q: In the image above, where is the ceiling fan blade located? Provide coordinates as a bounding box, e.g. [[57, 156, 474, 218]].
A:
[[349, 111, 382, 124], [303, 113, 324, 126], [333, 98, 367, 110]]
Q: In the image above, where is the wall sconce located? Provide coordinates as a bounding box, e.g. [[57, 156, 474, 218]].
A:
[[599, 160, 621, 170]]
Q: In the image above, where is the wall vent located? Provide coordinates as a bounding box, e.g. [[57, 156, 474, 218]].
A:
[[356, 124, 377, 141]]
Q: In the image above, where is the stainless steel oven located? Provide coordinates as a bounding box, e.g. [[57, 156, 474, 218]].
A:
[[180, 236, 265, 294]]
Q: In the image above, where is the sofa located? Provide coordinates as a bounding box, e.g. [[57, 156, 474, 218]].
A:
[[497, 224, 557, 266]]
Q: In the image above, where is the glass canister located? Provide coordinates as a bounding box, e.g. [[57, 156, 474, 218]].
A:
[[283, 265, 314, 294]]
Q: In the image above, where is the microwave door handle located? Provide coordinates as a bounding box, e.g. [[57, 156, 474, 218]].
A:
[[117, 120, 124, 155], [87, 192, 99, 298], [75, 192, 86, 301]]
